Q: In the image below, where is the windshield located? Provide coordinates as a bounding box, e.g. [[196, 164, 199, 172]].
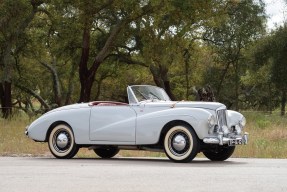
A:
[[128, 85, 171, 103]]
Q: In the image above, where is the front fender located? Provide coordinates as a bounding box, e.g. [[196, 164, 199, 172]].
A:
[[136, 108, 213, 145], [227, 110, 244, 127]]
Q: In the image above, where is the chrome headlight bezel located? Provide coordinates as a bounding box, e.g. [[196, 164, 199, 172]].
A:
[[207, 115, 216, 128], [239, 116, 246, 128]]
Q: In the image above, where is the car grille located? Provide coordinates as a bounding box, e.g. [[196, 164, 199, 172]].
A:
[[217, 109, 227, 128]]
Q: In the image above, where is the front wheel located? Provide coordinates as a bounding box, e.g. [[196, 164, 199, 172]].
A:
[[48, 124, 79, 159], [93, 147, 119, 158], [164, 125, 199, 163], [203, 146, 235, 161]]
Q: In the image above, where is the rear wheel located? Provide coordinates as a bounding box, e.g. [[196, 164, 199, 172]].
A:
[[163, 124, 199, 163], [48, 124, 79, 159], [203, 145, 235, 161], [93, 147, 119, 158]]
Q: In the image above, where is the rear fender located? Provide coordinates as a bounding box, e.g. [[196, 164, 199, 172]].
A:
[[27, 108, 91, 144]]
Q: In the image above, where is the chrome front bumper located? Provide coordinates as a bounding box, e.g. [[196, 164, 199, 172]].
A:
[[203, 132, 249, 146]]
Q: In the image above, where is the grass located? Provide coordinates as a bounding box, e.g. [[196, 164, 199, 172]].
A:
[[1, 112, 287, 159], [233, 111, 287, 158]]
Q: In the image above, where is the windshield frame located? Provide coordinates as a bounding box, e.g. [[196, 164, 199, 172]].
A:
[[127, 85, 171, 104]]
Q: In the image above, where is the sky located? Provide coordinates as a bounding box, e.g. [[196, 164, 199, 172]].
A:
[[264, 0, 286, 29]]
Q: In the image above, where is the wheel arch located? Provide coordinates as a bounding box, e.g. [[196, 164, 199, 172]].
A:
[[158, 120, 199, 146], [45, 121, 72, 142]]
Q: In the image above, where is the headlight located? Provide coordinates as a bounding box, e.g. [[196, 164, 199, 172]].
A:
[[235, 125, 242, 135], [239, 116, 246, 128], [207, 115, 216, 127]]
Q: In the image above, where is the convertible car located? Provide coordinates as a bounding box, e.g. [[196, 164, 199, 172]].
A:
[[25, 85, 248, 162]]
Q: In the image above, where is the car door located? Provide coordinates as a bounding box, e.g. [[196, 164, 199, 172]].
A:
[[89, 105, 137, 142]]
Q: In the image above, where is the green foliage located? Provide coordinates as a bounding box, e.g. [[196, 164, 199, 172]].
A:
[[203, 0, 266, 109], [249, 25, 287, 115], [1, 0, 286, 117], [270, 27, 287, 91], [255, 117, 271, 129]]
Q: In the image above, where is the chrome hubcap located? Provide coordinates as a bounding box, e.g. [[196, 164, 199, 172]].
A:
[[168, 130, 191, 157], [172, 135, 186, 151], [56, 133, 68, 149]]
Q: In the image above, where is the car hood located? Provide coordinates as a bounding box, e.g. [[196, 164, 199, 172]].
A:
[[143, 101, 225, 110], [175, 101, 225, 110]]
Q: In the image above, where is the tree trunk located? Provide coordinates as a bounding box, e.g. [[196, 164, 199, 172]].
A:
[[216, 62, 231, 98], [234, 62, 240, 111], [15, 83, 50, 112], [281, 91, 286, 116], [78, 23, 91, 102], [78, 21, 124, 103], [0, 83, 4, 109], [79, 70, 97, 102], [65, 62, 77, 105], [39, 60, 62, 106], [1, 41, 13, 119], [183, 49, 191, 100], [0, 82, 12, 118], [150, 68, 164, 88], [150, 64, 176, 100], [185, 61, 190, 100], [163, 80, 176, 101], [268, 83, 272, 114]]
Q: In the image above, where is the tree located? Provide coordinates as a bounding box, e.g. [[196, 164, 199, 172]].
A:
[[250, 25, 287, 116], [0, 0, 44, 118], [73, 0, 162, 102], [128, 0, 224, 100], [0, 0, 273, 118], [265, 27, 287, 115], [203, 0, 265, 110]]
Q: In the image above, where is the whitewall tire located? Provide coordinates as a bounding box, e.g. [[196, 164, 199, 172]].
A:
[[48, 124, 79, 159], [164, 125, 199, 163]]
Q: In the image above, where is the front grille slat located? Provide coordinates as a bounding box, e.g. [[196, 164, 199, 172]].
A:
[[217, 109, 227, 128]]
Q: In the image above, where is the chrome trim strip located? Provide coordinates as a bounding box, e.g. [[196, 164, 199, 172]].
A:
[[127, 86, 139, 104], [216, 106, 227, 132], [203, 135, 248, 145]]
